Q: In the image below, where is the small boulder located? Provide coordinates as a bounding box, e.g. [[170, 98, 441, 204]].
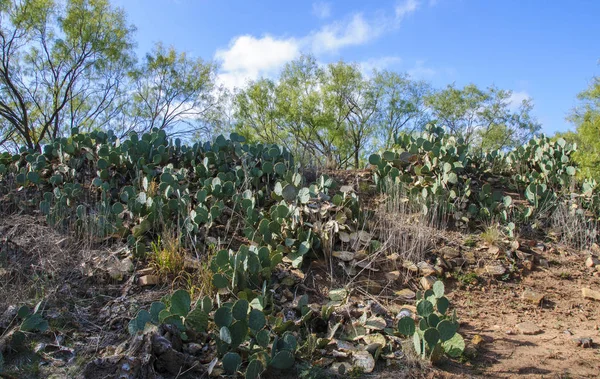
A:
[[138, 275, 159, 286], [485, 263, 506, 277], [572, 337, 593, 348], [516, 322, 542, 335], [582, 287, 600, 301], [521, 289, 544, 305], [420, 276, 437, 290], [586, 256, 600, 268]]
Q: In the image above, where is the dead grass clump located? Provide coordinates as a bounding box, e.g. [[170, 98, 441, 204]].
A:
[[551, 200, 598, 250], [0, 214, 80, 310], [481, 224, 502, 246]]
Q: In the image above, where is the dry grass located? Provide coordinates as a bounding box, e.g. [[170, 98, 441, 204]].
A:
[[481, 224, 502, 246], [0, 213, 81, 310], [551, 200, 599, 250], [150, 232, 185, 277]]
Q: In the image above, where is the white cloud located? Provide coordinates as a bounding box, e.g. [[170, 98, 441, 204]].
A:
[[215, 0, 426, 90], [396, 0, 419, 19], [309, 14, 385, 54], [508, 91, 531, 110], [312, 1, 332, 19], [214, 35, 300, 89]]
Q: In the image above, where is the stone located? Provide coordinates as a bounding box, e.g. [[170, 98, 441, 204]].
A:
[[585, 256, 600, 268], [352, 350, 375, 373], [596, 265, 600, 272], [516, 322, 542, 335], [537, 258, 550, 268], [364, 279, 383, 295], [485, 263, 506, 277], [137, 267, 154, 276], [521, 289, 544, 305], [420, 276, 437, 290], [463, 251, 476, 265], [333, 251, 355, 262], [417, 261, 436, 276], [440, 246, 461, 259], [394, 288, 416, 299], [515, 250, 533, 261], [330, 362, 352, 375], [365, 317, 387, 330], [138, 275, 159, 286], [451, 258, 467, 269], [488, 245, 501, 257], [572, 337, 593, 348], [582, 287, 600, 301]]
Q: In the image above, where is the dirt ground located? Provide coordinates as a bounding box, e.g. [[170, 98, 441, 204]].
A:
[[444, 247, 600, 378], [1, 210, 600, 378]]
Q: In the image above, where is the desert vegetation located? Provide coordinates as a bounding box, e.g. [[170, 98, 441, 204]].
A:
[[1, 1, 600, 378]]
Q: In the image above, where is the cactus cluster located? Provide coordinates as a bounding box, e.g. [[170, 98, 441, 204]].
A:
[[370, 124, 600, 233], [397, 280, 464, 360]]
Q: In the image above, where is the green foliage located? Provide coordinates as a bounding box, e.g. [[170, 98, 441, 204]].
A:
[[425, 84, 540, 152], [557, 76, 600, 181], [397, 280, 464, 361], [0, 0, 135, 150], [371, 123, 600, 233]]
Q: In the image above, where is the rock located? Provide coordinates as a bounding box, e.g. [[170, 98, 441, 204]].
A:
[[384, 270, 401, 282], [485, 263, 506, 277], [420, 276, 437, 290], [138, 275, 159, 286], [402, 260, 419, 273], [436, 256, 451, 269], [440, 246, 461, 259], [330, 362, 352, 375], [596, 265, 600, 272], [582, 287, 600, 301], [417, 261, 436, 276], [488, 245, 501, 257], [137, 267, 154, 276], [572, 337, 593, 348], [521, 289, 544, 305], [352, 350, 375, 373], [333, 251, 355, 261], [516, 322, 542, 335], [586, 256, 600, 267], [463, 251, 476, 265], [537, 258, 549, 268], [451, 258, 467, 269], [394, 288, 416, 300], [364, 279, 383, 295], [365, 317, 387, 330], [510, 240, 520, 250], [515, 250, 533, 261]]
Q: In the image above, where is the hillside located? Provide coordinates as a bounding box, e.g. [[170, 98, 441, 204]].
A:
[[0, 128, 599, 378]]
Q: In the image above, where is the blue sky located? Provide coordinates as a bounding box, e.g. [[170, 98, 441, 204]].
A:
[[112, 0, 600, 134]]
